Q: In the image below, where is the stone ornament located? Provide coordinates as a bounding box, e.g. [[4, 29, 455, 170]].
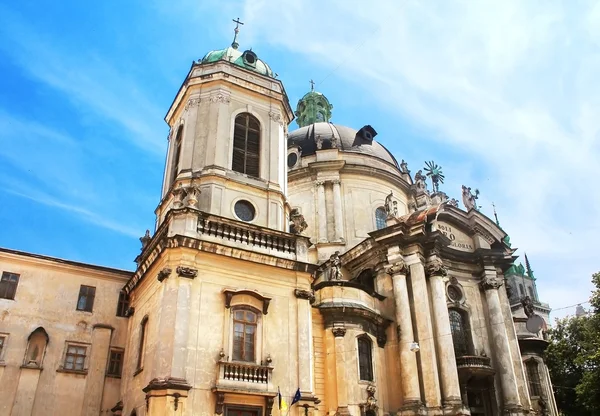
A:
[[414, 170, 427, 191], [400, 159, 409, 174], [289, 208, 308, 235], [294, 288, 315, 304], [140, 230, 151, 250], [268, 111, 283, 126], [332, 327, 346, 337], [171, 184, 187, 209], [209, 93, 231, 104], [521, 296, 535, 318], [386, 259, 409, 276], [384, 191, 398, 217], [176, 266, 198, 279], [480, 274, 504, 291], [426, 258, 447, 277], [364, 384, 378, 411], [328, 251, 343, 281], [462, 185, 480, 211], [315, 134, 323, 150], [448, 198, 459, 207], [185, 184, 201, 208], [157, 267, 172, 282], [185, 97, 201, 109]]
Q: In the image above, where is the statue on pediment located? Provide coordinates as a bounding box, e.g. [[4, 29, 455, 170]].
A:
[[462, 185, 479, 211], [328, 251, 343, 281], [414, 170, 427, 191], [384, 191, 398, 217], [289, 209, 308, 235]]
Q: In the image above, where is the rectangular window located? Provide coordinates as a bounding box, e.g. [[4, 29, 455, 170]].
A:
[[107, 349, 124, 376], [232, 309, 257, 362], [77, 285, 96, 312], [116, 292, 129, 317], [0, 335, 6, 360], [0, 272, 20, 300], [526, 360, 542, 396], [64, 344, 87, 371]]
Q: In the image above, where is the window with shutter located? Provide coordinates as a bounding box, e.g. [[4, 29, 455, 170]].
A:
[[232, 113, 260, 178]]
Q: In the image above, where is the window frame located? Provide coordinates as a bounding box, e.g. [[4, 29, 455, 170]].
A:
[[76, 285, 96, 312], [231, 307, 258, 362], [170, 124, 184, 186], [374, 207, 387, 230], [116, 291, 129, 317], [449, 308, 472, 357], [526, 359, 542, 397], [60, 342, 89, 373], [0, 271, 20, 300], [232, 113, 261, 178], [135, 316, 149, 374], [357, 335, 374, 382], [107, 348, 124, 377], [0, 333, 8, 363]]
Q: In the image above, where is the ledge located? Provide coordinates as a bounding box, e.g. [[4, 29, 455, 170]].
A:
[[133, 367, 143, 377], [56, 368, 88, 376], [313, 280, 386, 301], [105, 373, 122, 379], [143, 376, 192, 392]]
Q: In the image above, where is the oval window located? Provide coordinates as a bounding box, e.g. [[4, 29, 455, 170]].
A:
[[234, 200, 256, 222], [287, 152, 298, 168]]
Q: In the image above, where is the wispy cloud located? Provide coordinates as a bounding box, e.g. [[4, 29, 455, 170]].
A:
[[242, 0, 600, 317]]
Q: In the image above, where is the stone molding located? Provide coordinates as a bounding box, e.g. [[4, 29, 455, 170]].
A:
[[156, 268, 172, 282], [185, 97, 201, 109], [176, 266, 198, 279], [142, 376, 192, 392], [209, 93, 231, 104], [268, 111, 283, 126], [294, 289, 315, 304], [480, 274, 504, 291], [224, 289, 272, 315], [332, 327, 346, 337]]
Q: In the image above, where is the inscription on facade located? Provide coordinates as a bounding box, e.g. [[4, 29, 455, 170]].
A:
[[436, 222, 474, 252]]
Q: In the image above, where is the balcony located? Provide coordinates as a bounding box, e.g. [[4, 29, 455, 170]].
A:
[[216, 359, 274, 393], [456, 355, 495, 380]]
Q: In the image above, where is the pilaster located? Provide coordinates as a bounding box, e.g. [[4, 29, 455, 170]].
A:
[[331, 180, 344, 242], [81, 324, 114, 415], [316, 181, 327, 243], [332, 327, 350, 416]]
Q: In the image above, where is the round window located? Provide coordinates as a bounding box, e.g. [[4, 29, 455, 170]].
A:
[[234, 200, 256, 222], [287, 152, 298, 168], [447, 285, 462, 302]]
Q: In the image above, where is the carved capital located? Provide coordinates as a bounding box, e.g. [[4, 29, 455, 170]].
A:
[[315, 181, 325, 187], [295, 289, 315, 304], [387, 259, 409, 276], [209, 93, 230, 104], [332, 327, 346, 337], [331, 179, 341, 186], [480, 274, 504, 291], [426, 258, 447, 277], [185, 97, 201, 109], [157, 268, 172, 282], [176, 266, 198, 279], [268, 111, 283, 126]]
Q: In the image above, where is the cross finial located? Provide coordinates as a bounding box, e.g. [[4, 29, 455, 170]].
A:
[[231, 18, 244, 49], [492, 202, 500, 226], [310, 79, 315, 91]]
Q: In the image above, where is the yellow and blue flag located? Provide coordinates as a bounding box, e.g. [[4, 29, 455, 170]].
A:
[[278, 387, 288, 412]]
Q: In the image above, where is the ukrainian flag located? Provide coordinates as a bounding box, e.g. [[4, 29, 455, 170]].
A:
[[278, 387, 288, 412]]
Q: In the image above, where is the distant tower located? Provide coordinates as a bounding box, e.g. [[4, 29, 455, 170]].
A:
[[157, 20, 294, 231], [294, 80, 333, 127], [576, 304, 586, 317]]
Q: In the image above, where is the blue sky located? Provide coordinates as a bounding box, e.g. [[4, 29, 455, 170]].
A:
[[0, 0, 598, 319]]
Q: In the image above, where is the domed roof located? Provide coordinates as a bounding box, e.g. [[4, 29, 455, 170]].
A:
[[201, 47, 274, 78], [288, 122, 400, 168]]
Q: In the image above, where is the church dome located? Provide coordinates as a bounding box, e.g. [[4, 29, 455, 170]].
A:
[[287, 122, 400, 168], [201, 47, 274, 78]]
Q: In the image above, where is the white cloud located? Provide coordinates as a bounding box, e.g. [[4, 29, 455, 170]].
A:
[[241, 0, 599, 318]]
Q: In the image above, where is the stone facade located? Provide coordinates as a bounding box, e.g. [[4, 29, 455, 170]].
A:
[[0, 33, 558, 416]]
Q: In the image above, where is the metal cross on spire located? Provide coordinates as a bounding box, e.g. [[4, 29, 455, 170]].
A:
[[231, 17, 244, 49], [310, 79, 315, 91]]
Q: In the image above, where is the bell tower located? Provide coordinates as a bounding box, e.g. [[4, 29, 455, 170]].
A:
[[157, 20, 294, 231]]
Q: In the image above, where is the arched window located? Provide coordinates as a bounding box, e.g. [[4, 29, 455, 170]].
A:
[[375, 207, 387, 230], [232, 309, 257, 362], [136, 316, 148, 371], [24, 327, 49, 368], [526, 360, 542, 396], [357, 336, 373, 381], [232, 113, 260, 177], [449, 309, 470, 357], [356, 269, 375, 293], [170, 125, 184, 185]]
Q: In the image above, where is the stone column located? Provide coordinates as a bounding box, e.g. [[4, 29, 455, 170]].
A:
[[332, 327, 350, 416], [316, 181, 327, 243], [387, 260, 421, 408], [332, 180, 344, 242], [81, 324, 113, 415], [480, 269, 524, 414], [426, 258, 462, 408], [295, 289, 315, 396], [409, 258, 442, 408]]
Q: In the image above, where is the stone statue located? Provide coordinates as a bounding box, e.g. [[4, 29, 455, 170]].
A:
[[448, 198, 459, 207], [289, 209, 308, 235], [521, 296, 535, 318], [365, 384, 378, 411], [315, 134, 323, 150], [384, 191, 395, 217], [140, 230, 151, 250], [461, 185, 479, 211], [329, 251, 343, 281], [400, 159, 409, 174], [414, 170, 427, 191]]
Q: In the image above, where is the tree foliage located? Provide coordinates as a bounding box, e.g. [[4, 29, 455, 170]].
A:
[[545, 272, 600, 415]]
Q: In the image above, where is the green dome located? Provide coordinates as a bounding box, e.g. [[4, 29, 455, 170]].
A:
[[200, 46, 275, 78]]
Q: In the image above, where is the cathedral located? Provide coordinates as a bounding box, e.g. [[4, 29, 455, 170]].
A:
[[0, 25, 558, 416]]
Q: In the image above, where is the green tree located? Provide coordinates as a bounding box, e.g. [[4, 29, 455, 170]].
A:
[[545, 272, 600, 415]]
